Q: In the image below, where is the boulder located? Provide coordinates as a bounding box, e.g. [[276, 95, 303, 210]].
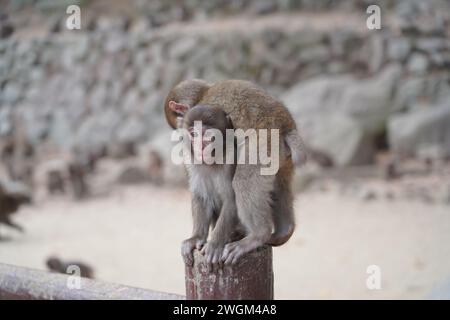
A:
[[407, 53, 429, 75], [282, 65, 401, 166], [301, 114, 375, 166], [388, 103, 450, 159]]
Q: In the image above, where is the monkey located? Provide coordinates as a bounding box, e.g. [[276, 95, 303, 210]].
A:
[[47, 170, 66, 195], [46, 256, 94, 279], [165, 79, 307, 266], [179, 104, 243, 270], [165, 79, 306, 166], [0, 181, 30, 236], [68, 162, 89, 200]]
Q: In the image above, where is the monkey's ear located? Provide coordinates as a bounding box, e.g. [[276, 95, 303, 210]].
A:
[[169, 101, 190, 115]]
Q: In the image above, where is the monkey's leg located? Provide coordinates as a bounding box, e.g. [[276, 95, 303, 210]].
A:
[[222, 165, 275, 265], [267, 162, 295, 246], [201, 199, 238, 272], [181, 195, 212, 266]]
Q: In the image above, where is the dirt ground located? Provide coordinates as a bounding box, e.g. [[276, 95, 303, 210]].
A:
[[1, 185, 450, 299]]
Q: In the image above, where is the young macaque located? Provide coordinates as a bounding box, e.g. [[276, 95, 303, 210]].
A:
[[180, 104, 242, 270], [46, 256, 94, 279], [166, 79, 306, 267], [165, 79, 306, 166], [0, 182, 30, 236]]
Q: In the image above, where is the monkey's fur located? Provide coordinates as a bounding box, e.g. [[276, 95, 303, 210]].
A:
[[181, 105, 243, 269], [0, 182, 29, 235], [46, 256, 94, 279], [165, 79, 306, 266]]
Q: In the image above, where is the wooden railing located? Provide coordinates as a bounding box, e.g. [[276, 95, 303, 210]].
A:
[[1, 245, 273, 300], [0, 263, 184, 300]]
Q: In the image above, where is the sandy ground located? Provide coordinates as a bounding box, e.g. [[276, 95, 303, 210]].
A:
[[1, 185, 450, 299]]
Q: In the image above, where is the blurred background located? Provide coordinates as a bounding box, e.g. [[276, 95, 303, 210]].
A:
[[0, 0, 449, 299]]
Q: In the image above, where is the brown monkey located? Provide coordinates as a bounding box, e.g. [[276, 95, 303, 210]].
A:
[[165, 79, 306, 166], [46, 256, 94, 279], [179, 104, 242, 270], [166, 80, 306, 265], [0, 181, 30, 236]]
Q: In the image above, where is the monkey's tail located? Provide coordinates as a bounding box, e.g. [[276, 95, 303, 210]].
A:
[[267, 223, 295, 247], [285, 129, 307, 167]]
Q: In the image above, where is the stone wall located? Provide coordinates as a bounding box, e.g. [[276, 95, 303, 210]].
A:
[[0, 0, 449, 186]]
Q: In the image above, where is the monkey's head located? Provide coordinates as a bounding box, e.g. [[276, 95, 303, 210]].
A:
[[164, 79, 211, 129], [182, 105, 233, 164], [46, 256, 64, 272]]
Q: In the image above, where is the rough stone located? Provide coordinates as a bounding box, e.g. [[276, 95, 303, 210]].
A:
[[407, 53, 429, 75], [388, 103, 450, 159]]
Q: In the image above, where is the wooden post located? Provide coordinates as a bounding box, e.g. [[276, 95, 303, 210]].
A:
[[185, 245, 273, 300]]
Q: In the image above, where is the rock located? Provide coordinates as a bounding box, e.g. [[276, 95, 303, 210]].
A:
[[0, 106, 12, 136], [388, 103, 450, 159], [298, 45, 329, 64], [387, 37, 411, 61], [340, 64, 401, 134], [251, 0, 277, 15], [368, 34, 384, 73], [282, 65, 401, 166], [407, 53, 429, 75], [22, 110, 49, 146], [104, 35, 126, 54], [48, 110, 73, 150], [122, 89, 141, 113], [117, 165, 150, 184], [137, 66, 159, 94], [302, 114, 375, 166], [74, 110, 121, 155], [88, 83, 108, 111], [416, 37, 447, 53], [392, 77, 425, 112], [0, 16, 14, 38], [116, 116, 148, 144], [2, 83, 21, 105], [169, 37, 197, 61], [360, 188, 377, 201], [146, 129, 187, 187]]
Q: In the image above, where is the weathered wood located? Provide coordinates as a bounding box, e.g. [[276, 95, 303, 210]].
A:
[[185, 245, 273, 300], [0, 263, 184, 300]]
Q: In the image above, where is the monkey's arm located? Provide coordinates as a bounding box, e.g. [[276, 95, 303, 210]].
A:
[[181, 194, 212, 266]]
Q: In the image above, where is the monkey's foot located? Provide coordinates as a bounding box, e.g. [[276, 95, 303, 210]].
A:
[[221, 238, 262, 265], [200, 242, 225, 273], [181, 237, 206, 267]]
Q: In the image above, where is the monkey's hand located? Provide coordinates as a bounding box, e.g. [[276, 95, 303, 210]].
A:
[[200, 241, 225, 273], [181, 237, 206, 267]]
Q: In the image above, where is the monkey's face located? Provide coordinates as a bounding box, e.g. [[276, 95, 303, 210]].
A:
[[183, 105, 232, 164]]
